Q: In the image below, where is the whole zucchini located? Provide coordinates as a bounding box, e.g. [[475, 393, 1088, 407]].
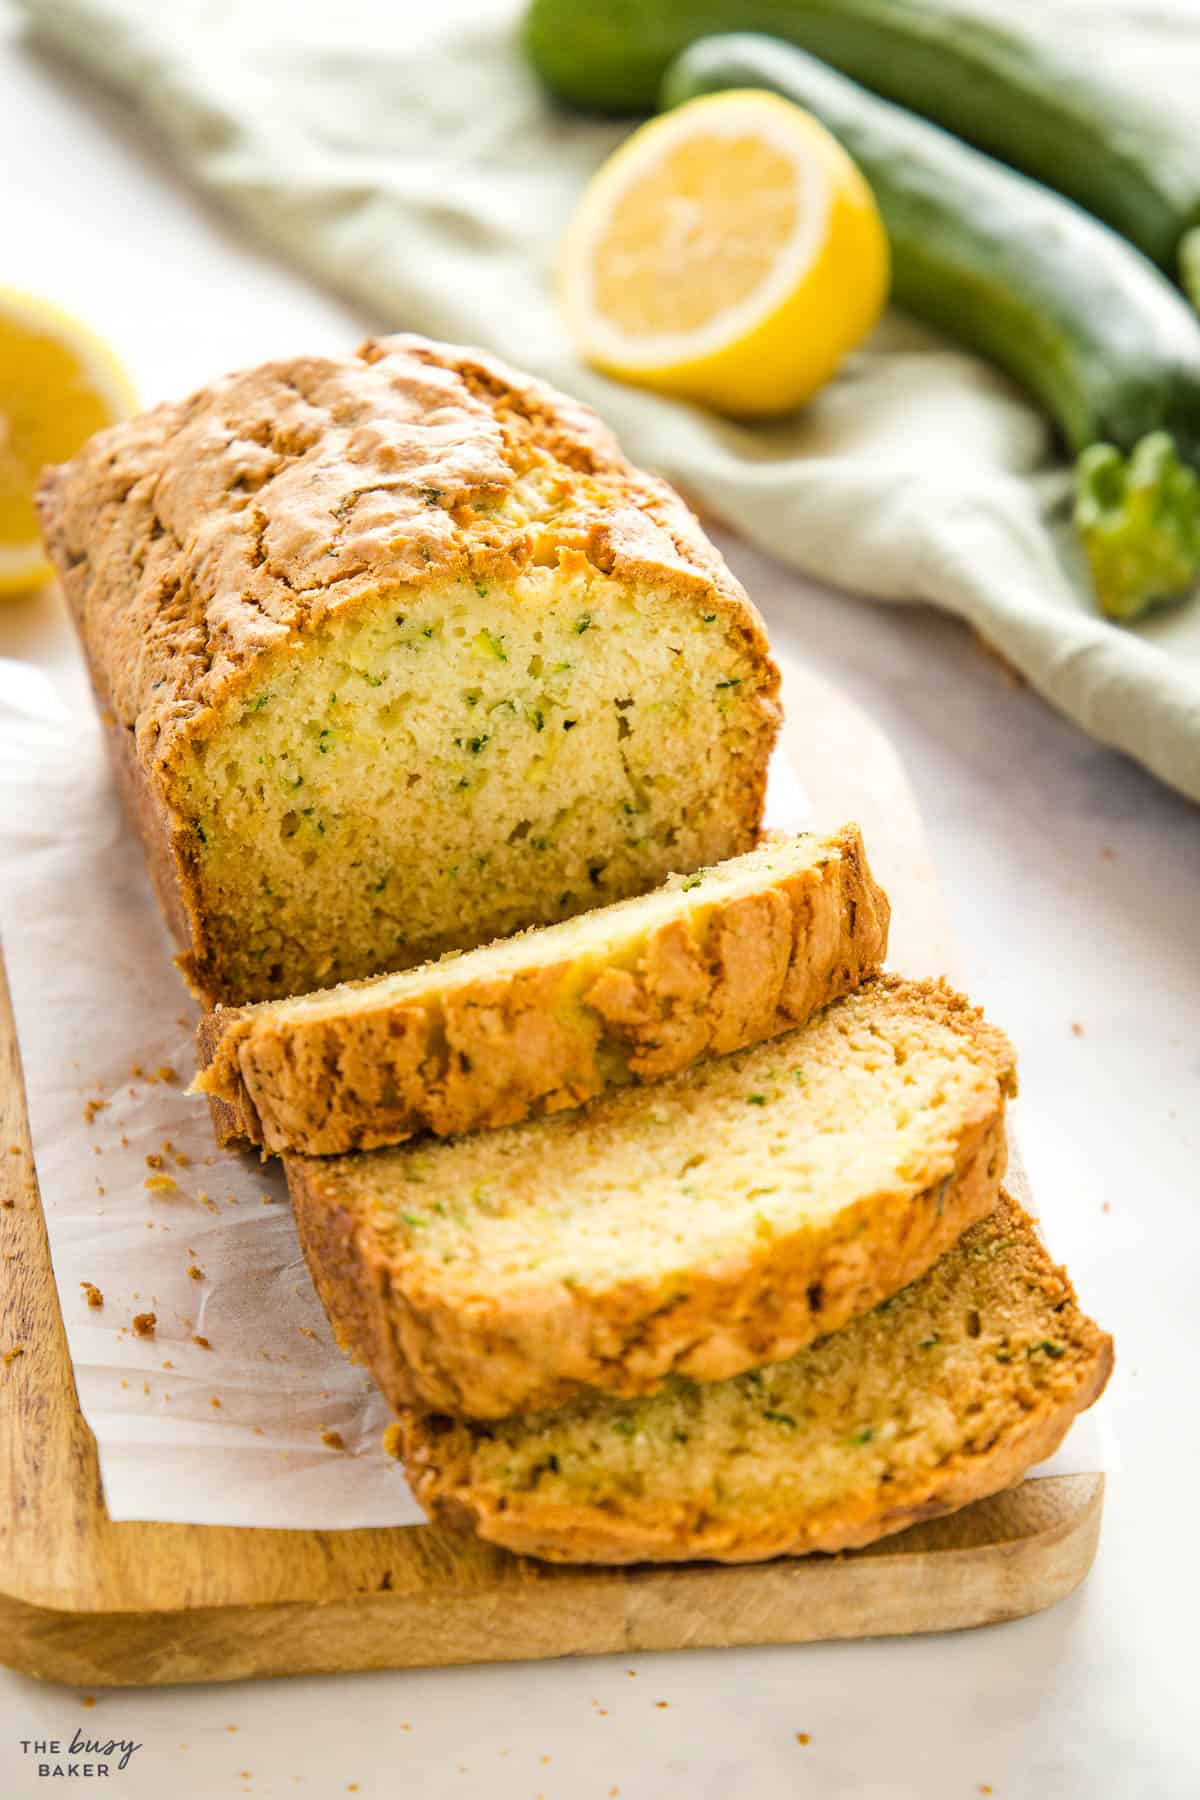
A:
[[658, 35, 1200, 621], [523, 0, 1200, 305]]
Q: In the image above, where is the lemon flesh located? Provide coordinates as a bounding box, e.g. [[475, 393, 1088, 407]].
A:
[[0, 288, 136, 595], [561, 92, 889, 418]]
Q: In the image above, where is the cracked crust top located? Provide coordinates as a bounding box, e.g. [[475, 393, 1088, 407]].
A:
[[36, 332, 773, 776]]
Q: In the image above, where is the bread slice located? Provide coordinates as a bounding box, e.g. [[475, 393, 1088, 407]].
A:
[[37, 334, 779, 1005], [394, 1195, 1111, 1564], [194, 824, 889, 1155], [285, 977, 1016, 1419]]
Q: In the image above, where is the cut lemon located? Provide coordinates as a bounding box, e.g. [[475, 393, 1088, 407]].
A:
[[0, 287, 137, 596], [561, 91, 889, 418]]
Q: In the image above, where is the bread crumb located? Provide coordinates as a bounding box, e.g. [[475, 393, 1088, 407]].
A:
[[3, 1344, 24, 1364], [1102, 1202, 1111, 1214], [226, 1725, 238, 1733], [188, 1264, 204, 1281], [144, 1174, 178, 1194], [175, 1151, 191, 1167], [322, 1430, 346, 1451], [83, 1098, 108, 1124], [1071, 1022, 1084, 1038], [145, 1153, 164, 1170], [120, 1379, 128, 1389], [211, 1396, 222, 1408], [158, 1065, 178, 1083], [132, 1312, 156, 1337], [192, 1334, 213, 1349], [7, 1145, 20, 1155], [980, 1788, 993, 1796], [81, 1696, 96, 1708], [654, 1701, 668, 1710], [796, 1732, 811, 1746], [161, 1360, 174, 1370], [81, 1282, 104, 1309], [299, 1327, 317, 1340]]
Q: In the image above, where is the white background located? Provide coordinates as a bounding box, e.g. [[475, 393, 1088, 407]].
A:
[[1, 1, 1197, 1794]]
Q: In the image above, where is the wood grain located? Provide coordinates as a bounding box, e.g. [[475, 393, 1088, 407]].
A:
[[0, 652, 1102, 1687]]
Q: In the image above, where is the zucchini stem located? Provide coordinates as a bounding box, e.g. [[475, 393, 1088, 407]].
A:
[[1180, 227, 1200, 314], [1075, 432, 1200, 622]]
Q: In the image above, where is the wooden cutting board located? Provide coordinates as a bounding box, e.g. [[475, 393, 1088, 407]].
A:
[[0, 652, 1103, 1688]]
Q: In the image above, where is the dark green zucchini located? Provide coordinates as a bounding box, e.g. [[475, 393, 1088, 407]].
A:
[[657, 34, 1200, 621], [523, 0, 1200, 305]]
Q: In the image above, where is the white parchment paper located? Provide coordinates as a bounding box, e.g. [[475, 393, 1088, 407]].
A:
[[0, 655, 1106, 1528]]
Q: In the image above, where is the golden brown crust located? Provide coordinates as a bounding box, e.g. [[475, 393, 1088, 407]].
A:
[[196, 825, 890, 1154], [93, 705, 194, 954], [37, 332, 775, 781], [290, 1110, 1007, 1421], [405, 1349, 1111, 1563], [285, 977, 1017, 1419], [395, 1196, 1113, 1564], [37, 333, 780, 1004]]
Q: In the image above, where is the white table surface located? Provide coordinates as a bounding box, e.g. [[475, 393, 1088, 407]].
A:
[[1, 5, 1197, 1795]]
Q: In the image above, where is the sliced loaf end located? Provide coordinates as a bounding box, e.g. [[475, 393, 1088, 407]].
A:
[[393, 1195, 1111, 1564]]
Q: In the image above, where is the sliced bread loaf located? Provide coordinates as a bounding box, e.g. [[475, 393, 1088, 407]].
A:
[[195, 824, 889, 1154], [38, 334, 779, 1005], [285, 977, 1016, 1419], [394, 1195, 1112, 1564]]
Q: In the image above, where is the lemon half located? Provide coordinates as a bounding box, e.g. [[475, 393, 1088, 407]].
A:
[[0, 287, 137, 595], [561, 91, 889, 418]]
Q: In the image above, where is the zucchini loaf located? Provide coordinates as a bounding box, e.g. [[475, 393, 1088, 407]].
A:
[[394, 1196, 1112, 1564], [37, 334, 780, 1004], [196, 824, 889, 1155], [285, 977, 1015, 1419]]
